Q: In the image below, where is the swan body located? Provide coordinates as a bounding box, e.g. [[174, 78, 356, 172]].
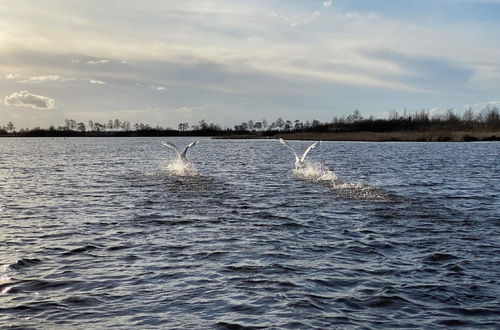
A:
[[161, 141, 198, 161], [279, 138, 320, 169]]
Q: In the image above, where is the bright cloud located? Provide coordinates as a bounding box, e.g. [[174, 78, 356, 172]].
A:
[[323, 1, 332, 8], [5, 74, 20, 80], [4, 91, 55, 109], [20, 75, 75, 84], [87, 59, 109, 65], [89, 79, 106, 84], [465, 100, 500, 111]]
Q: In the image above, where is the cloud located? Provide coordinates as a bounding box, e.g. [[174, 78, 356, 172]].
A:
[[0, 1, 498, 128], [89, 79, 106, 84], [465, 100, 500, 110], [87, 59, 109, 65], [5, 73, 20, 80], [365, 50, 474, 89], [20, 75, 75, 84], [4, 91, 55, 109], [291, 10, 321, 27]]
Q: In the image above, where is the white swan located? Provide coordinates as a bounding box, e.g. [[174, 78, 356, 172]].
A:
[[161, 141, 198, 161], [279, 138, 320, 169]]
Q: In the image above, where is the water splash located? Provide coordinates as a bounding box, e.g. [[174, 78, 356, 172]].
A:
[[293, 162, 391, 200], [165, 159, 199, 177], [293, 161, 338, 182], [332, 182, 390, 200]]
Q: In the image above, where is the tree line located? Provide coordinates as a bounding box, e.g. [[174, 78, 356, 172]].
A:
[[229, 106, 500, 133], [1, 106, 499, 137]]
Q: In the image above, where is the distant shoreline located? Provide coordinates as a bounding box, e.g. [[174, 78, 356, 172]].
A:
[[215, 130, 500, 142], [1, 130, 499, 142]]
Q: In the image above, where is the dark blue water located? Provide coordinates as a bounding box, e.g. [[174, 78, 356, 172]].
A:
[[1, 138, 499, 328]]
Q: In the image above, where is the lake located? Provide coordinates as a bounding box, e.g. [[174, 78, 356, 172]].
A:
[[1, 137, 499, 328]]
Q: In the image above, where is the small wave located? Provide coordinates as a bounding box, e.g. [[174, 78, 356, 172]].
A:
[[0, 275, 11, 283], [424, 253, 459, 263], [216, 321, 264, 329], [62, 244, 99, 256], [438, 319, 469, 327], [165, 159, 199, 177], [1, 285, 13, 295], [10, 258, 41, 270], [293, 162, 337, 182]]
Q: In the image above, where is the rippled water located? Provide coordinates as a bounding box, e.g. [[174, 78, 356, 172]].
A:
[[1, 137, 499, 328]]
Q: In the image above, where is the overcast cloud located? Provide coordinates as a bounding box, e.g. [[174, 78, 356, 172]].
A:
[[1, 0, 499, 128]]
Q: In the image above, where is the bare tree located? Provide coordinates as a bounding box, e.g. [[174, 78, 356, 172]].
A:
[[114, 119, 121, 131], [389, 109, 399, 120], [274, 117, 284, 131], [6, 121, 15, 133], [76, 122, 86, 132], [121, 121, 131, 131], [178, 122, 189, 131], [262, 118, 268, 131], [64, 119, 77, 130], [247, 120, 254, 131], [107, 120, 114, 131]]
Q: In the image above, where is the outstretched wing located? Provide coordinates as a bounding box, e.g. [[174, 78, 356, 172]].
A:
[[300, 141, 320, 162], [161, 141, 181, 157], [279, 138, 300, 162], [181, 141, 199, 158]]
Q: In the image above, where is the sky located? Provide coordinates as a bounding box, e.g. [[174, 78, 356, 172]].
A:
[[1, 0, 500, 129]]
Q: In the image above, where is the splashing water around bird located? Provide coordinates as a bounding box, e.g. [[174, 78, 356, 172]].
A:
[[161, 141, 200, 176], [278, 138, 391, 200], [279, 138, 320, 170], [165, 158, 199, 177], [279, 138, 337, 181], [293, 161, 338, 182]]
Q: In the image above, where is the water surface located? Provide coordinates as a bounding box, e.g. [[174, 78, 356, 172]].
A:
[[0, 138, 499, 328]]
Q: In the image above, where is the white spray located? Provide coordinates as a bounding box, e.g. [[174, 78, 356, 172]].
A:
[[161, 141, 200, 176]]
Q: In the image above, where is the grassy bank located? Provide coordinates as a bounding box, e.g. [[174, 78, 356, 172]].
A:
[[274, 130, 500, 142]]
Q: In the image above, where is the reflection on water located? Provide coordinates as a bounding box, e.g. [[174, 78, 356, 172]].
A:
[[0, 138, 499, 328]]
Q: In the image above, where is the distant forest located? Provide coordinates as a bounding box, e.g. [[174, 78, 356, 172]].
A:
[[1, 106, 499, 141]]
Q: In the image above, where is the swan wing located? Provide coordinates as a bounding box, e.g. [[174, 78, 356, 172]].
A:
[[279, 138, 300, 162], [181, 141, 199, 158], [300, 141, 320, 162], [161, 141, 181, 157]]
